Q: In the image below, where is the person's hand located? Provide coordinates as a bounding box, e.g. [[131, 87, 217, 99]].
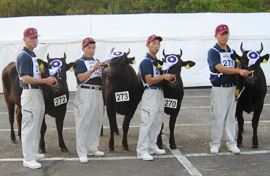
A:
[[239, 69, 251, 78], [44, 76, 57, 86], [93, 61, 103, 71], [163, 74, 176, 82]]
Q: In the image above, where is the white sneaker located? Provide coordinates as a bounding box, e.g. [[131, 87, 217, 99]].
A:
[[228, 146, 240, 154], [87, 151, 104, 157], [23, 160, 42, 169], [35, 154, 45, 160], [149, 148, 166, 155], [137, 153, 153, 161], [79, 156, 88, 163], [210, 146, 219, 154]]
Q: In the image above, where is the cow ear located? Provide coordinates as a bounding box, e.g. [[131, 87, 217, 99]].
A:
[[231, 53, 241, 63], [261, 54, 270, 64], [66, 62, 78, 72], [127, 57, 136, 64], [152, 60, 163, 69], [37, 59, 48, 70], [182, 61, 195, 69]]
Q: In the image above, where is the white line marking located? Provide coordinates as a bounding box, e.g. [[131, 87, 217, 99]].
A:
[[162, 135, 203, 176], [1, 150, 270, 162]]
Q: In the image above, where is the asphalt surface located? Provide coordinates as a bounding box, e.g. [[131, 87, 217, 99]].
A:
[[0, 87, 270, 176]]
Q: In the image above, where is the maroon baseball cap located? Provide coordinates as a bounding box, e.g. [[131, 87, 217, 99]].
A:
[[215, 24, 229, 35], [147, 34, 162, 44], [82, 37, 96, 47], [23, 27, 39, 38]]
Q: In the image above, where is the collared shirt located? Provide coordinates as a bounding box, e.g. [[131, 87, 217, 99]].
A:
[[139, 53, 164, 88], [74, 55, 102, 86], [207, 43, 236, 86], [16, 47, 41, 88]]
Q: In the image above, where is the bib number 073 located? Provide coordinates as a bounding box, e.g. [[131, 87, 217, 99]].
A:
[[164, 98, 178, 109], [115, 91, 130, 102]]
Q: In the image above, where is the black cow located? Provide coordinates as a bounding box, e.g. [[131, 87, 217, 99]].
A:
[[231, 43, 269, 149], [102, 49, 143, 151], [152, 49, 195, 149], [2, 53, 77, 153]]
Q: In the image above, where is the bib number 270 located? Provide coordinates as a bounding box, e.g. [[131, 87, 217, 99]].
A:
[[164, 98, 178, 109], [115, 91, 130, 102]]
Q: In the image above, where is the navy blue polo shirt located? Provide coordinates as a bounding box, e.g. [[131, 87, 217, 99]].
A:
[[207, 43, 236, 86], [16, 47, 40, 88], [74, 56, 102, 86], [139, 53, 164, 88]]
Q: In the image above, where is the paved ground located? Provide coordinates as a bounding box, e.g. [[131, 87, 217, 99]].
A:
[[0, 87, 270, 176]]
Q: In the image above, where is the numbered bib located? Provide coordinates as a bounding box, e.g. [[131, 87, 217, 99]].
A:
[[115, 91, 130, 102], [54, 94, 67, 106], [164, 98, 178, 109], [220, 52, 235, 68]]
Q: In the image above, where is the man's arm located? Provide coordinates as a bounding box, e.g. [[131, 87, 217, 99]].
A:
[[21, 75, 57, 86], [215, 64, 250, 77], [145, 74, 176, 85]]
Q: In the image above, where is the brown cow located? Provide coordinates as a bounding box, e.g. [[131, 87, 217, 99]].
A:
[[2, 53, 77, 153]]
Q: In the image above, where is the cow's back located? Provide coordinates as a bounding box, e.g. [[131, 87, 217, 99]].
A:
[[2, 62, 22, 107]]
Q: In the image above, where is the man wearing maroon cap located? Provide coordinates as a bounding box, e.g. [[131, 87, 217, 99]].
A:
[[137, 35, 176, 161], [16, 27, 57, 169], [207, 24, 251, 155], [73, 37, 104, 163]]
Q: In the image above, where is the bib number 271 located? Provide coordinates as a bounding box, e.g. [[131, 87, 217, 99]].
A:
[[115, 91, 130, 102]]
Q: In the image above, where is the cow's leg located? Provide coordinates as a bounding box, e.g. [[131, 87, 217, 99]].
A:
[[55, 115, 68, 152], [252, 105, 263, 149], [39, 117, 47, 153], [7, 102, 16, 143], [122, 114, 133, 151], [157, 123, 164, 149], [16, 106, 22, 140], [169, 111, 179, 149], [107, 106, 117, 152], [236, 107, 244, 147]]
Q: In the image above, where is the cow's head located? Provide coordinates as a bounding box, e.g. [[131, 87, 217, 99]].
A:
[[37, 53, 77, 95], [152, 49, 195, 88], [231, 43, 269, 86], [103, 48, 135, 78]]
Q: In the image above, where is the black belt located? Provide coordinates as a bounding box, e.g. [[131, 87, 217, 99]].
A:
[[81, 85, 102, 90], [23, 86, 41, 89], [145, 87, 163, 90], [213, 83, 235, 87]]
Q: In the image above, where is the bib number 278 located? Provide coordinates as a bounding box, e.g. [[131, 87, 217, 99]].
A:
[[115, 91, 130, 102]]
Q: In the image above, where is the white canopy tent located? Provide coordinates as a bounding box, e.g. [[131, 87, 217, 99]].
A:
[[0, 13, 270, 92]]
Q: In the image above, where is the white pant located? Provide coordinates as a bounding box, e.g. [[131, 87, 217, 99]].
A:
[[21, 89, 45, 161], [210, 86, 237, 149], [137, 89, 164, 156], [73, 88, 104, 157]]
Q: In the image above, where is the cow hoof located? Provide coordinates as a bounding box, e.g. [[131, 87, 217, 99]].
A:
[[170, 144, 177, 150], [157, 145, 163, 149], [60, 147, 69, 152], [237, 143, 243, 148], [123, 147, 129, 151], [115, 131, 120, 135], [252, 145, 258, 149], [39, 148, 46, 154], [11, 139, 17, 144]]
